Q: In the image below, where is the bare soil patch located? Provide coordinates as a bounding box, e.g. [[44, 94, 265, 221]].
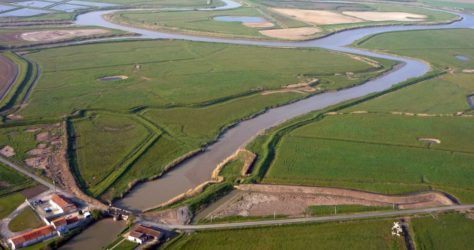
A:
[[0, 145, 15, 157], [271, 8, 362, 25], [462, 69, 474, 73], [343, 11, 426, 22], [142, 206, 191, 225], [243, 21, 274, 28], [262, 78, 319, 95], [208, 184, 454, 218], [20, 185, 48, 199], [418, 137, 441, 144], [260, 27, 321, 40], [0, 32, 23, 43], [20, 29, 110, 42]]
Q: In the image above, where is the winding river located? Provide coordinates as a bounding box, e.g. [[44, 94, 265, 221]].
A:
[[73, 1, 474, 211]]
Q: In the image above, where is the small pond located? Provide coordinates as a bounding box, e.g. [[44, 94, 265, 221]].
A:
[[455, 55, 470, 61], [0, 8, 50, 17], [15, 0, 55, 8], [213, 16, 267, 23], [68, 0, 117, 7], [0, 4, 16, 13], [98, 75, 128, 81], [51, 4, 89, 12]]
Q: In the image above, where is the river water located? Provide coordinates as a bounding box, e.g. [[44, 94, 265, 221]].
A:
[[73, 1, 474, 211]]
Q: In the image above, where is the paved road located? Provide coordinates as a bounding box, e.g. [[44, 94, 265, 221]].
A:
[[0, 155, 57, 191], [141, 204, 474, 231]]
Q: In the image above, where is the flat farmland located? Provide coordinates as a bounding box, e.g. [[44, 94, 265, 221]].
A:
[[0, 163, 34, 197], [350, 29, 474, 114], [356, 29, 474, 70], [20, 39, 388, 200], [410, 213, 474, 250], [108, 7, 307, 39], [264, 114, 474, 202], [0, 163, 35, 220], [72, 112, 152, 195], [21, 40, 387, 119], [346, 73, 474, 114], [163, 218, 406, 250], [109, 1, 457, 40]]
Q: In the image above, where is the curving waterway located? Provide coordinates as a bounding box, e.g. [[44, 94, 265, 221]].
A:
[[73, 1, 474, 211]]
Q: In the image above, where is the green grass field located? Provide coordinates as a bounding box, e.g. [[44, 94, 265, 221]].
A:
[[0, 125, 38, 162], [346, 73, 474, 114], [8, 206, 44, 232], [351, 29, 474, 114], [0, 163, 35, 220], [18, 39, 387, 200], [0, 163, 34, 196], [112, 240, 139, 250], [248, 28, 474, 206], [108, 8, 271, 39], [410, 213, 474, 250], [306, 205, 391, 216], [265, 114, 474, 201], [356, 29, 474, 70], [72, 112, 151, 193], [163, 219, 406, 250], [22, 40, 381, 118], [0, 192, 25, 219], [109, 0, 456, 40], [421, 0, 474, 11]]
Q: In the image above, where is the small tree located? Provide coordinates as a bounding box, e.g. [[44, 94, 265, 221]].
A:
[[91, 209, 103, 221]]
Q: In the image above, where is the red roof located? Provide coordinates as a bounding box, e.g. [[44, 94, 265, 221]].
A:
[[133, 225, 161, 238], [51, 194, 76, 212], [52, 216, 79, 227], [66, 216, 79, 225], [9, 225, 55, 246], [52, 217, 66, 227]]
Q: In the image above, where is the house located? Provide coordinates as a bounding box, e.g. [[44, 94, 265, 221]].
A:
[[126, 225, 161, 244], [8, 225, 57, 250], [51, 215, 82, 235], [50, 194, 77, 214], [127, 231, 147, 244]]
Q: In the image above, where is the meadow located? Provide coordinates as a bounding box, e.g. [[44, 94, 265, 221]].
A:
[[356, 29, 474, 70], [72, 112, 152, 195], [163, 219, 406, 249], [21, 40, 380, 118], [16, 39, 387, 200], [265, 114, 474, 201], [0, 125, 39, 162], [249, 28, 474, 205], [109, 0, 457, 40], [410, 213, 474, 250], [350, 29, 474, 114], [0, 192, 25, 219], [0, 163, 34, 196], [108, 8, 270, 39], [8, 206, 44, 232], [0, 164, 34, 220]]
